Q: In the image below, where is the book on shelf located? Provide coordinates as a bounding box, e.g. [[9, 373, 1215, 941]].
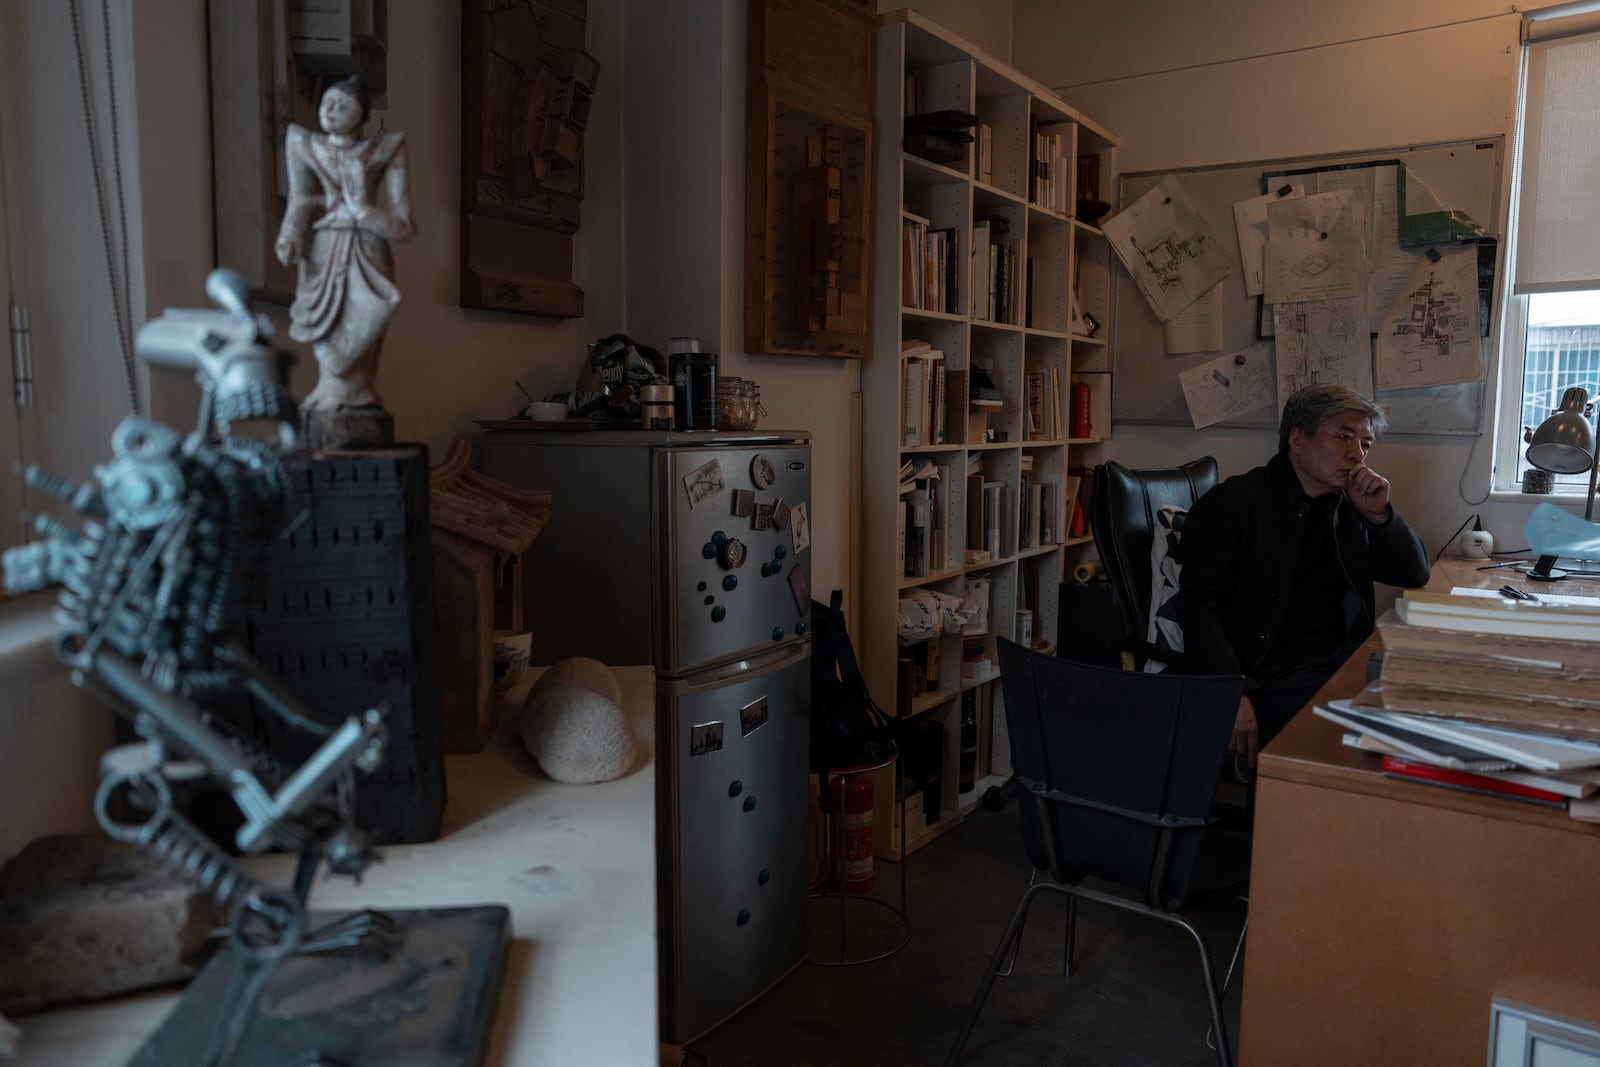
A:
[[1070, 380, 1091, 438], [982, 481, 1003, 559], [902, 360, 924, 447], [965, 470, 986, 563], [905, 487, 930, 578], [1024, 373, 1046, 440], [1342, 734, 1600, 798], [1379, 755, 1568, 808], [971, 219, 993, 320], [1395, 588, 1600, 641]]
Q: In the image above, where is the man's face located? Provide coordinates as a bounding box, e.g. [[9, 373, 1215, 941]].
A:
[[1288, 409, 1375, 497]]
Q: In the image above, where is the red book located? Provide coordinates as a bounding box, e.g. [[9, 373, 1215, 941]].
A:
[[1379, 755, 1566, 807], [1071, 382, 1092, 439]]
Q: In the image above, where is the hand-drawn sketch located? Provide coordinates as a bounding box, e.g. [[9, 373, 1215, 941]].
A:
[[1272, 297, 1374, 414], [1263, 233, 1363, 304], [1233, 183, 1305, 297], [683, 458, 725, 508], [1102, 175, 1234, 322], [1267, 187, 1367, 244], [1179, 344, 1276, 429], [1376, 244, 1483, 391]]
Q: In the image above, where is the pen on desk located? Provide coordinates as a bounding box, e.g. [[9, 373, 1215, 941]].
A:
[[1476, 560, 1524, 570], [1499, 585, 1537, 601]]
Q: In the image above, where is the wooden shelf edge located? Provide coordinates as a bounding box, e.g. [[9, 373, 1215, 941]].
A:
[[898, 565, 965, 591]]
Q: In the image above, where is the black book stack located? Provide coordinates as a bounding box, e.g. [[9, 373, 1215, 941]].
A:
[[904, 109, 978, 166]]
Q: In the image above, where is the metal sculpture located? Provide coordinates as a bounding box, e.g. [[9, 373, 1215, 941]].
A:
[[2, 268, 392, 1067]]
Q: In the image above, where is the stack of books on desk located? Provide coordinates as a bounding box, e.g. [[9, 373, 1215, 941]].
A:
[[1314, 590, 1600, 817]]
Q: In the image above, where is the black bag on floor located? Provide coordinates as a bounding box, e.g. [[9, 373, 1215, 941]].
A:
[[810, 590, 898, 793]]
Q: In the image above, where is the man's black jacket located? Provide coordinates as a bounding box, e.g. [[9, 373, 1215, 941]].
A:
[[1170, 451, 1431, 687]]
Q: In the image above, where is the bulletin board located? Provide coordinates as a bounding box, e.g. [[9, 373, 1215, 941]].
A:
[[1112, 137, 1504, 435]]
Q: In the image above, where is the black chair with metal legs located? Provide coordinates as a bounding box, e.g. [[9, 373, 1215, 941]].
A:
[[946, 639, 1251, 1067]]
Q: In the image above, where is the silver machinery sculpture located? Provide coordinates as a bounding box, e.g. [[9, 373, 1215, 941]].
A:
[[3, 269, 392, 1066]]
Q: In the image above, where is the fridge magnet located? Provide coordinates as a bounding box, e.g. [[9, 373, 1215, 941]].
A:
[[738, 695, 770, 737], [787, 564, 810, 615], [732, 488, 756, 517], [690, 720, 725, 757], [771, 497, 791, 530], [750, 453, 776, 489], [791, 502, 811, 553], [753, 503, 775, 531], [683, 458, 725, 508]]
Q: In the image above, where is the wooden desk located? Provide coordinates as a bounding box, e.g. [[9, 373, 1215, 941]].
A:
[[1238, 575, 1600, 1066], [1428, 553, 1600, 598]]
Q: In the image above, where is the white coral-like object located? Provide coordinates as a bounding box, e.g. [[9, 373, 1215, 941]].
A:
[[519, 684, 637, 784], [527, 655, 623, 707]]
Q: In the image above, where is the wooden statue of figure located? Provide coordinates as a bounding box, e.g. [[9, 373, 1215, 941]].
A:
[[275, 74, 415, 448]]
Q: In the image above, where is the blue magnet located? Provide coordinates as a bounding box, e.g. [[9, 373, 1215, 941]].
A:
[[772, 626, 784, 641], [712, 530, 728, 547], [737, 909, 751, 926], [774, 545, 786, 559], [743, 796, 757, 812], [758, 868, 771, 885], [702, 543, 716, 559], [728, 780, 743, 797], [796, 621, 806, 635], [723, 574, 738, 591]]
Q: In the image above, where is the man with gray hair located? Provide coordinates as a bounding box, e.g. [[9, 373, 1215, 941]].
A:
[[1170, 384, 1431, 765]]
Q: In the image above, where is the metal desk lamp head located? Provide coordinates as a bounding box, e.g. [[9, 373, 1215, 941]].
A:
[[1522, 385, 1598, 579]]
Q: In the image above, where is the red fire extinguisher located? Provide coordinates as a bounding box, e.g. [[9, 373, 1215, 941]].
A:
[[830, 776, 874, 894]]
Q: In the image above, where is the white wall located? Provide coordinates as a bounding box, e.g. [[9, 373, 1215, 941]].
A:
[[1011, 0, 1571, 561], [880, 0, 1013, 64], [621, 0, 865, 610]]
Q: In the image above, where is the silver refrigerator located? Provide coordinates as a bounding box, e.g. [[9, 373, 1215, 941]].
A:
[[480, 427, 812, 1045]]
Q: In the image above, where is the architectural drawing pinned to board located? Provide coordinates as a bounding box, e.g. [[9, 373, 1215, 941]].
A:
[[1263, 233, 1364, 304], [1376, 244, 1483, 391], [1102, 175, 1234, 322], [1234, 183, 1305, 297], [1272, 297, 1373, 414], [1163, 283, 1223, 354], [1179, 344, 1275, 429]]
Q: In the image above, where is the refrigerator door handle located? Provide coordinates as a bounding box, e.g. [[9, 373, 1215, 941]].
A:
[[662, 639, 810, 694]]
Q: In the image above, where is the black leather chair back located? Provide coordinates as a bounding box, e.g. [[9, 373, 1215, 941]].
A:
[[1092, 457, 1219, 646]]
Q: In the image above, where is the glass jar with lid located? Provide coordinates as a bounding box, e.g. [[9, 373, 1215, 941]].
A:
[[716, 376, 764, 431]]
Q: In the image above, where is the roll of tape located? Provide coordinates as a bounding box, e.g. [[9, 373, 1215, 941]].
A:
[[1072, 560, 1102, 584]]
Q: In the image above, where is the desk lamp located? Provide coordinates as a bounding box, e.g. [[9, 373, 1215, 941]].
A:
[[1523, 385, 1597, 580]]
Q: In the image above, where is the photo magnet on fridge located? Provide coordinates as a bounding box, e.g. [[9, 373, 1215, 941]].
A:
[[690, 721, 725, 757], [772, 497, 791, 530], [732, 488, 756, 517], [788, 565, 810, 616]]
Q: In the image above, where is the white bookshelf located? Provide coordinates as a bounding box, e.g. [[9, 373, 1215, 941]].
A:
[[864, 10, 1119, 860]]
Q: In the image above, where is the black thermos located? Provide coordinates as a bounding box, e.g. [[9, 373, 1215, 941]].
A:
[[670, 351, 719, 431]]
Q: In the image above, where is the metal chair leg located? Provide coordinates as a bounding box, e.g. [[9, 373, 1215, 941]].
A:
[[945, 882, 1053, 1067], [996, 868, 1039, 977], [1062, 896, 1077, 978], [1207, 911, 1248, 1053], [1171, 914, 1234, 1067]]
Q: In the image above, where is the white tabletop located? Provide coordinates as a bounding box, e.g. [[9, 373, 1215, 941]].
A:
[[9, 665, 660, 1066]]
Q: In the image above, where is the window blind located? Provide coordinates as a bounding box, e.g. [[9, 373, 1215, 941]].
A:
[[1514, 19, 1600, 294]]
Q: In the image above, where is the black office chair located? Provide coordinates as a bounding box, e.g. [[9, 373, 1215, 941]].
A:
[[1091, 457, 1218, 667], [946, 639, 1250, 1067]]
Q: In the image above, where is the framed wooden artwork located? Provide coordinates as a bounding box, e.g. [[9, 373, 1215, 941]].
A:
[[460, 0, 598, 319], [744, 0, 875, 359]]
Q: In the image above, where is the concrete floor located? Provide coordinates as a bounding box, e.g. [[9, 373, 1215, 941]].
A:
[[687, 798, 1248, 1066]]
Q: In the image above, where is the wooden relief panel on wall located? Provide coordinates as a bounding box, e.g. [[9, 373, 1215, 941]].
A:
[[745, 0, 875, 359], [461, 0, 598, 318]]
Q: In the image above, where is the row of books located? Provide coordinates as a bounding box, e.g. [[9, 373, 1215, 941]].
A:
[[970, 218, 1022, 325], [1322, 588, 1600, 819], [900, 340, 952, 447], [1027, 118, 1075, 216], [901, 215, 961, 314], [898, 458, 946, 579]]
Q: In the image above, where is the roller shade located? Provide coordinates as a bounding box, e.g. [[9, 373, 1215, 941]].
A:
[[1514, 20, 1600, 294]]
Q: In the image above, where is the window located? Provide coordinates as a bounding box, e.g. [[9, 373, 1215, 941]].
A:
[[1496, 8, 1600, 495]]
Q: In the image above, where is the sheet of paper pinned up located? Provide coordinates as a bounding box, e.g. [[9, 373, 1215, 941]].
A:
[[1102, 174, 1235, 323], [1272, 297, 1374, 416], [1375, 243, 1483, 391], [1263, 232, 1365, 304], [1163, 282, 1223, 354], [1178, 344, 1275, 429], [1267, 187, 1367, 247], [1233, 183, 1305, 298]]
